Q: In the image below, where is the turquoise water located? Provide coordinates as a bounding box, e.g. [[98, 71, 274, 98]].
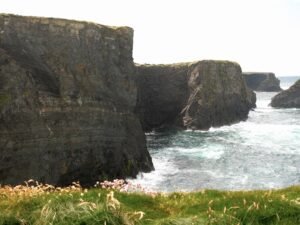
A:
[[130, 77, 300, 191]]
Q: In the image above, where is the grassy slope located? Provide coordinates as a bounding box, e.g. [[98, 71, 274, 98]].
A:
[[0, 184, 299, 225]]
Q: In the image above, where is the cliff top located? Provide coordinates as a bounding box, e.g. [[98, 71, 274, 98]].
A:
[[243, 72, 275, 75], [136, 60, 240, 68], [0, 13, 133, 33]]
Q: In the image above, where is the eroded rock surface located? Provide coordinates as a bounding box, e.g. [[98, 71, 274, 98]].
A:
[[271, 80, 300, 108], [136, 61, 256, 131], [243, 72, 282, 92], [0, 14, 153, 186]]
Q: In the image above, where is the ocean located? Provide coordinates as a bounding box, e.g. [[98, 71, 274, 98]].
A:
[[130, 76, 300, 192]]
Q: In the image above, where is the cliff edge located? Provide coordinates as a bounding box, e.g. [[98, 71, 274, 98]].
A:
[[0, 14, 153, 186]]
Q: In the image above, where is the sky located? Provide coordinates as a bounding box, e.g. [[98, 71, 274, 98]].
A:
[[1, 0, 300, 76]]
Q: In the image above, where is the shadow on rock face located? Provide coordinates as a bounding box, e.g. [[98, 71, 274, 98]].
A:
[[0, 14, 153, 187], [135, 60, 256, 132]]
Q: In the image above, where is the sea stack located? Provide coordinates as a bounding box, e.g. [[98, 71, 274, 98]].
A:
[[271, 80, 300, 108], [243, 72, 282, 92], [0, 14, 153, 186], [135, 60, 256, 131]]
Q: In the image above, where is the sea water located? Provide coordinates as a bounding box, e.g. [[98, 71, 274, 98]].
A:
[[130, 76, 300, 192]]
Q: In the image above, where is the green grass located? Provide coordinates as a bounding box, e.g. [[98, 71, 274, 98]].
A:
[[0, 184, 299, 225]]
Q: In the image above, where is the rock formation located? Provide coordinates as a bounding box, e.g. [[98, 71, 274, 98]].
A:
[[0, 14, 153, 186], [135, 61, 256, 131], [243, 72, 282, 92], [271, 80, 300, 108]]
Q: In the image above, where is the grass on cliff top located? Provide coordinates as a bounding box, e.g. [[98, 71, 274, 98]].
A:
[[0, 180, 299, 225]]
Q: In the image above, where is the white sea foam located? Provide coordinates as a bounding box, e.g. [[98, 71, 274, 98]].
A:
[[128, 156, 179, 191], [130, 83, 300, 191], [163, 146, 224, 159]]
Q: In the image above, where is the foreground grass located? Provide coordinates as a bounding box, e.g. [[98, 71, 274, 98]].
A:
[[0, 182, 299, 225]]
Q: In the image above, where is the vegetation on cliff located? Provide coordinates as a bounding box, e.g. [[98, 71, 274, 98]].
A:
[[0, 180, 299, 225]]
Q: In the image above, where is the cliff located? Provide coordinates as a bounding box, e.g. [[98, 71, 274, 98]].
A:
[[0, 14, 153, 186], [271, 80, 300, 108], [243, 72, 282, 92], [135, 61, 256, 131]]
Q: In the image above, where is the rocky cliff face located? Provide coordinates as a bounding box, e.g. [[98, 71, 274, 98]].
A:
[[243, 72, 282, 92], [271, 80, 300, 108], [0, 14, 153, 186], [136, 61, 256, 131]]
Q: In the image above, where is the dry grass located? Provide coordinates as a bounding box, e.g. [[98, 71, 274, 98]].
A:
[[0, 180, 299, 225]]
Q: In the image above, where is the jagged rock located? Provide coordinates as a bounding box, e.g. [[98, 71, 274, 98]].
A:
[[271, 80, 300, 108], [135, 60, 256, 131], [243, 72, 282, 92], [0, 14, 153, 186]]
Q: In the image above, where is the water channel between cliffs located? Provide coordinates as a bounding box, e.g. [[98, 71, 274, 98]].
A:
[[129, 78, 300, 192]]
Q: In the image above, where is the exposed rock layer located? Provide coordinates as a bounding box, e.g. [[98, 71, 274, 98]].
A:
[[136, 61, 256, 131], [0, 14, 153, 186], [271, 80, 300, 108], [243, 72, 282, 92]]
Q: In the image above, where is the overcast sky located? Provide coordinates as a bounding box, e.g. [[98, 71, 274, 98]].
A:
[[1, 0, 300, 76]]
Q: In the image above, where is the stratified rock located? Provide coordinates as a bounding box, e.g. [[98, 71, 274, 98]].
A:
[[136, 60, 256, 131], [0, 14, 153, 186], [271, 80, 300, 108], [243, 72, 282, 92]]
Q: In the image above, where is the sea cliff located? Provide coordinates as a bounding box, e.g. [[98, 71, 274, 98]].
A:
[[0, 14, 153, 186], [243, 72, 282, 92], [136, 61, 256, 131], [0, 14, 258, 186]]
